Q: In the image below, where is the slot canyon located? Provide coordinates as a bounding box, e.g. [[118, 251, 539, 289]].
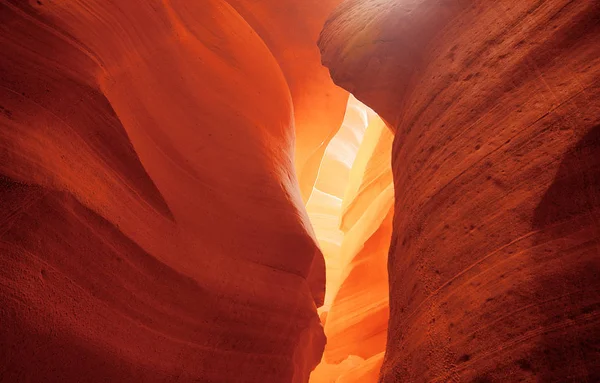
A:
[[0, 0, 598, 382]]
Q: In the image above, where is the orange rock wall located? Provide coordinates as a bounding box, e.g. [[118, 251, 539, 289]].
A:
[[320, 0, 600, 381], [310, 103, 393, 383], [2, 0, 600, 382], [0, 0, 346, 381], [226, 0, 349, 202]]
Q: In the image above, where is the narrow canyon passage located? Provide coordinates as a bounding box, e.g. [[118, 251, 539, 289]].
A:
[[306, 96, 392, 382], [1, 0, 599, 382]]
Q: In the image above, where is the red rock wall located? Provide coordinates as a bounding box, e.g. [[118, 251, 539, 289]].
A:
[[320, 0, 600, 381], [0, 1, 345, 381], [226, 0, 349, 202], [3, 0, 599, 381]]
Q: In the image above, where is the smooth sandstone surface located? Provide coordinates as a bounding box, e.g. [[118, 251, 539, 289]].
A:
[[306, 95, 373, 313], [320, 0, 600, 381], [227, 0, 349, 202], [0, 0, 347, 381], [310, 103, 393, 383], [2, 0, 599, 382]]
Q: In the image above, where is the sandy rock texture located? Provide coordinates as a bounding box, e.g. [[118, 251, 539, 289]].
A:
[[0, 0, 347, 381], [2, 0, 599, 381], [320, 0, 600, 381]]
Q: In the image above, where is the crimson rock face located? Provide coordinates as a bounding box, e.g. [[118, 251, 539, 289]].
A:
[[1, 0, 599, 382], [320, 0, 600, 382], [0, 1, 342, 381]]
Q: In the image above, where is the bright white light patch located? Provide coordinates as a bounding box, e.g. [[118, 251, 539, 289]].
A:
[[305, 94, 378, 312]]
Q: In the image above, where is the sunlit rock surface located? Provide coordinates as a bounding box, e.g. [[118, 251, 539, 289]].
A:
[[0, 1, 346, 381], [2, 0, 599, 381], [227, 0, 349, 202], [309, 100, 393, 383], [306, 95, 372, 314], [320, 0, 600, 381]]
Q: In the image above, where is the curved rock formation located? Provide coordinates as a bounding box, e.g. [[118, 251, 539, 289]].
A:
[[227, 0, 349, 202], [320, 0, 600, 381], [0, 0, 346, 381], [2, 0, 599, 381], [309, 99, 393, 383], [306, 95, 373, 313]]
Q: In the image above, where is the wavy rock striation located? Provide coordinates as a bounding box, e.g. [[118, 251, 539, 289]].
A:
[[309, 99, 393, 383], [227, 0, 349, 202], [2, 0, 599, 382], [320, 0, 600, 381], [0, 0, 346, 381]]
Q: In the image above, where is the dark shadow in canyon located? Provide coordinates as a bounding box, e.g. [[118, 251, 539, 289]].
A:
[[0, 175, 263, 382], [531, 124, 600, 382]]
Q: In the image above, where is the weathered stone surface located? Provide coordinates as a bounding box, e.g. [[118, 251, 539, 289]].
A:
[[0, 1, 344, 381], [320, 0, 600, 381], [2, 0, 599, 381]]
